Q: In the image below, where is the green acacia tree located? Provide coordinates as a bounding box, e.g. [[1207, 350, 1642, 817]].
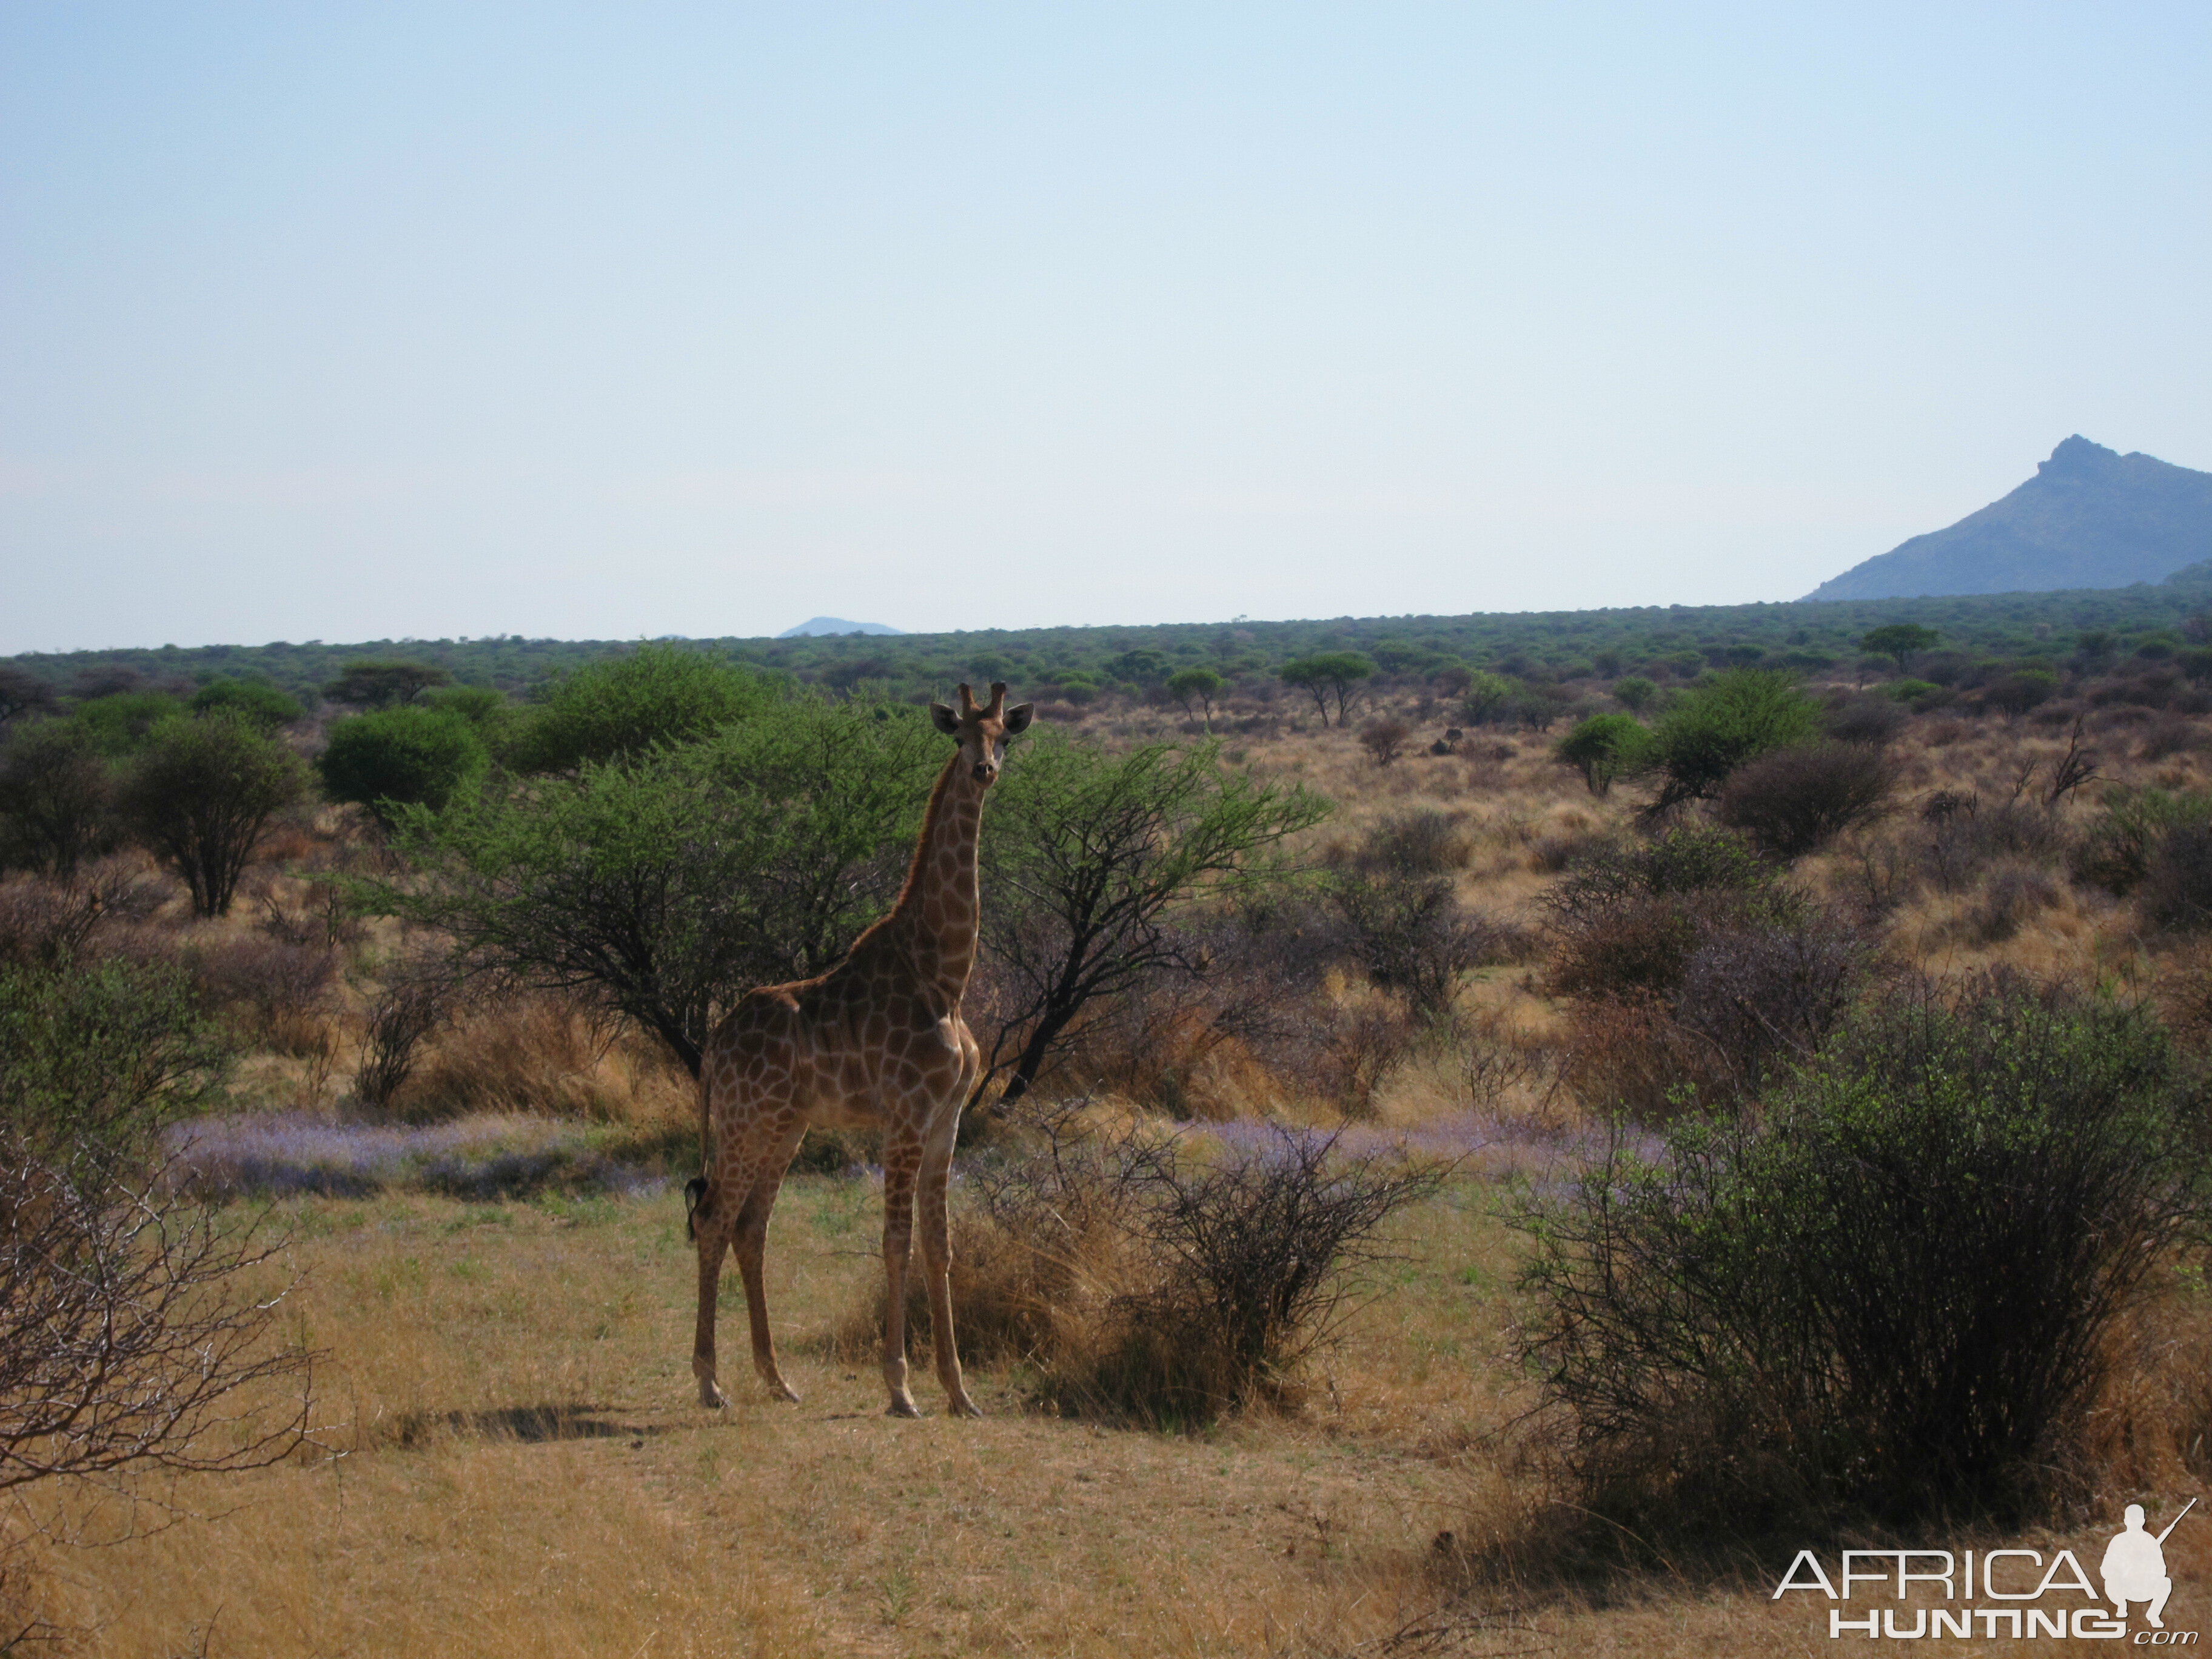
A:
[[119, 712, 307, 916], [376, 698, 939, 1075], [318, 706, 491, 825], [0, 720, 114, 877], [1860, 624, 1942, 677], [1553, 714, 1654, 797], [1460, 669, 1514, 726], [1610, 675, 1658, 714], [506, 643, 766, 774], [321, 659, 454, 710], [1279, 653, 1375, 727], [1166, 666, 1225, 729], [973, 734, 1329, 1112], [1647, 669, 1823, 812], [190, 678, 304, 731]]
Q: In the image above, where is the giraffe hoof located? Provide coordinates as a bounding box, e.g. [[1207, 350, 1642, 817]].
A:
[[948, 1396, 984, 1420], [885, 1396, 923, 1419], [699, 1381, 729, 1410], [767, 1382, 801, 1405]]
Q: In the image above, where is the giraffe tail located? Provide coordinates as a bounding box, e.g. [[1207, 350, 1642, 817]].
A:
[[685, 1061, 712, 1241]]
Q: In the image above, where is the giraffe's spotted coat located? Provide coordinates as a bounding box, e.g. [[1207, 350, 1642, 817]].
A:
[[685, 682, 1033, 1419]]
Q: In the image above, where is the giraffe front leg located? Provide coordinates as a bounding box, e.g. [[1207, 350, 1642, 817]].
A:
[[880, 1147, 922, 1418], [919, 1131, 980, 1418]]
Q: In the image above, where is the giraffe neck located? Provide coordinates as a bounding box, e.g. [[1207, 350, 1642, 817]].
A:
[[885, 753, 987, 1002]]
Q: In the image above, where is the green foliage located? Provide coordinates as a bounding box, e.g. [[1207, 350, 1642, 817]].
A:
[[1278, 653, 1376, 727], [0, 719, 114, 877], [377, 696, 940, 1074], [1982, 667, 2059, 715], [1518, 983, 2204, 1526], [190, 677, 303, 730], [1552, 714, 1653, 797], [0, 666, 57, 723], [0, 953, 232, 1172], [1164, 666, 1225, 726], [318, 707, 491, 824], [68, 691, 187, 757], [1610, 675, 1658, 713], [506, 643, 766, 774], [2073, 786, 2212, 896], [1859, 622, 1942, 674], [321, 659, 454, 709], [1107, 649, 1171, 686], [421, 683, 512, 731], [118, 712, 309, 917], [976, 734, 1330, 1108], [1459, 669, 1514, 725], [1546, 823, 1778, 922], [1883, 678, 1942, 704], [1646, 669, 1823, 810], [20, 560, 2212, 716]]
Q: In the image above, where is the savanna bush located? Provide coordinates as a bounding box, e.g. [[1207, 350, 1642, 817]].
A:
[[0, 951, 231, 1173], [1919, 793, 2064, 893], [1715, 742, 1896, 860], [318, 705, 491, 823], [1823, 694, 1906, 746], [1329, 812, 1506, 1021], [1517, 979, 2209, 1529], [2072, 786, 2212, 897], [505, 643, 766, 774], [873, 1115, 1443, 1423], [118, 712, 308, 917], [2140, 820, 2212, 933], [190, 677, 303, 730], [1551, 713, 1652, 797], [179, 933, 338, 1053], [1545, 826, 1872, 1112], [0, 719, 115, 877], [1646, 669, 1823, 811]]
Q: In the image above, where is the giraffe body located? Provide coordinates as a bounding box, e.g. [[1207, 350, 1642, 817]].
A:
[[686, 683, 1031, 1418]]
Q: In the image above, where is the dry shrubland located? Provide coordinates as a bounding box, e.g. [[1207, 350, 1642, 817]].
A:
[[3, 658, 2210, 1654]]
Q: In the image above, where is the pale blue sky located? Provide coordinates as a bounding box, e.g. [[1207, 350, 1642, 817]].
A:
[[2, 4, 2207, 653]]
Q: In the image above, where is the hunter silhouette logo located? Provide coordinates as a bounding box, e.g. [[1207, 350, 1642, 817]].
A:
[[2105, 1500, 2193, 1631], [1773, 1498, 2199, 1641]]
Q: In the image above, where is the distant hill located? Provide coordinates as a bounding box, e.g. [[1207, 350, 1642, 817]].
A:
[[1805, 437, 2212, 602], [777, 617, 903, 638]]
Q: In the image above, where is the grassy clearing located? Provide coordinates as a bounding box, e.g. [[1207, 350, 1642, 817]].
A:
[[19, 1178, 1496, 1657], [22, 1169, 2206, 1656]]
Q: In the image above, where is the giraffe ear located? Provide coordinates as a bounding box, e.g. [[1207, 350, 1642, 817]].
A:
[[1003, 703, 1035, 735], [929, 702, 960, 737]]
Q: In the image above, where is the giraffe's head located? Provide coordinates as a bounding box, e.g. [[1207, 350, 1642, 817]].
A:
[[929, 681, 1034, 785]]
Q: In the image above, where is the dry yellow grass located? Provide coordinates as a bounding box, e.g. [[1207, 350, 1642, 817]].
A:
[[17, 1173, 2200, 1657]]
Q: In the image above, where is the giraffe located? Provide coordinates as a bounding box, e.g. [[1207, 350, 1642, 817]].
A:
[[683, 681, 1034, 1418]]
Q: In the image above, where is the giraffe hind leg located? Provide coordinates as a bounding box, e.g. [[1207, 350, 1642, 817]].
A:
[[691, 1191, 732, 1409], [732, 1121, 806, 1403]]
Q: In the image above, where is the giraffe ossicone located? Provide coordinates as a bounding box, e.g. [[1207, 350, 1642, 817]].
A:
[[685, 680, 1034, 1418]]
